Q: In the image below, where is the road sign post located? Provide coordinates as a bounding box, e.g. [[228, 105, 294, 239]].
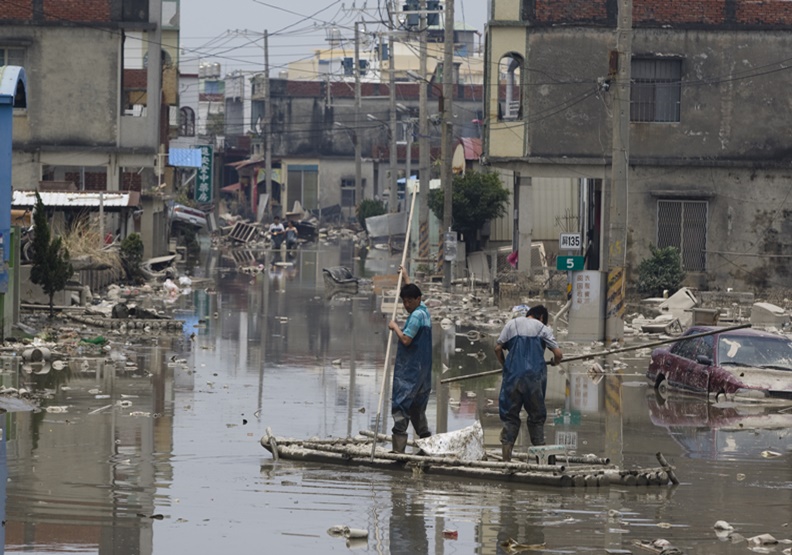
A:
[[556, 255, 585, 271], [559, 233, 582, 251]]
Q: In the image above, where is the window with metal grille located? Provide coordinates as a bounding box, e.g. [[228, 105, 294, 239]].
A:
[[631, 58, 681, 123], [657, 200, 707, 271]]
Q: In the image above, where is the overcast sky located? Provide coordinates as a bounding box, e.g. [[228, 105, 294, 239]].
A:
[[179, 0, 488, 76]]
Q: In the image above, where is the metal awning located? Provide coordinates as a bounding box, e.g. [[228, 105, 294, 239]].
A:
[[12, 190, 141, 209]]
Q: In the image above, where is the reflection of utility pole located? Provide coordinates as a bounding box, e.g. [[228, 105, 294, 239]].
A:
[[418, 0, 431, 263], [441, 0, 455, 289], [604, 0, 632, 342], [263, 29, 272, 220], [354, 22, 363, 209], [388, 33, 398, 213]]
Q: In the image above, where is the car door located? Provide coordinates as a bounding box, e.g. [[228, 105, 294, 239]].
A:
[[666, 337, 712, 394]]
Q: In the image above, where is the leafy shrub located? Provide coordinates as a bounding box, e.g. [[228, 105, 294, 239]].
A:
[[636, 245, 685, 296], [120, 233, 144, 283], [356, 199, 387, 233]]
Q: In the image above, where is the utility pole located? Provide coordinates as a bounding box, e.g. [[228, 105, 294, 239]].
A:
[[388, 33, 398, 213], [263, 29, 272, 219], [354, 22, 363, 210], [418, 0, 431, 263], [441, 0, 455, 289], [604, 0, 632, 342]]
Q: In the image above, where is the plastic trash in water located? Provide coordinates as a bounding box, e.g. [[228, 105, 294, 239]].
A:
[[415, 421, 485, 461]]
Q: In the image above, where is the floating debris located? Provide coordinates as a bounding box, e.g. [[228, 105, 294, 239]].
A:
[[748, 534, 778, 546]]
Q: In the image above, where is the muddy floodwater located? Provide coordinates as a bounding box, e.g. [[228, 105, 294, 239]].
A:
[[4, 242, 792, 554]]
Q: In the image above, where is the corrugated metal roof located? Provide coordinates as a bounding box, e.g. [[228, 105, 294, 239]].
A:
[[12, 191, 140, 208]]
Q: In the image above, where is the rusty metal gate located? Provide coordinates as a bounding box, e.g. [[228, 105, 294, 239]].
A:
[[657, 200, 707, 271]]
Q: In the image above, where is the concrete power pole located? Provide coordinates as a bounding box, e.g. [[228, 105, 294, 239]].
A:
[[418, 0, 431, 263], [263, 30, 272, 219], [388, 33, 399, 213], [354, 22, 363, 209], [604, 0, 632, 342], [441, 0, 454, 289]]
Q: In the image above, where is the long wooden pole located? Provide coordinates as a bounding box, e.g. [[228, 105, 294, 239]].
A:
[[440, 323, 752, 385], [370, 185, 420, 460]]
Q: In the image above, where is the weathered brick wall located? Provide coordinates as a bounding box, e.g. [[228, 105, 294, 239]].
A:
[[634, 0, 725, 24], [2, 1, 34, 19], [534, 0, 609, 23], [0, 0, 111, 22], [735, 1, 792, 24], [43, 0, 111, 22], [529, 0, 792, 27]]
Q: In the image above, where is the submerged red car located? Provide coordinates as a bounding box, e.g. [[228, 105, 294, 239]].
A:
[[647, 326, 792, 401]]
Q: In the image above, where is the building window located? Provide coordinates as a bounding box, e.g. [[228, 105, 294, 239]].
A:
[[180, 107, 196, 137], [340, 178, 366, 207], [0, 47, 25, 66], [287, 165, 319, 211], [498, 53, 523, 121], [657, 200, 707, 271], [631, 58, 682, 123]]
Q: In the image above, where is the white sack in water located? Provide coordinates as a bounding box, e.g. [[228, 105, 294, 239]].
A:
[[415, 420, 485, 461]]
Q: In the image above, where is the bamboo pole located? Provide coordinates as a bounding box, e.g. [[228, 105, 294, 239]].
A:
[[370, 185, 420, 460], [440, 323, 751, 384]]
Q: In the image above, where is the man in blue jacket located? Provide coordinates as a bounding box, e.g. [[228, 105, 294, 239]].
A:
[[387, 269, 433, 453], [494, 305, 563, 462]]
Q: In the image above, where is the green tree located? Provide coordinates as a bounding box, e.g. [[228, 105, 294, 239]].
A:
[[356, 198, 387, 233], [30, 192, 73, 318], [428, 170, 510, 252], [636, 245, 686, 296], [120, 233, 144, 283]]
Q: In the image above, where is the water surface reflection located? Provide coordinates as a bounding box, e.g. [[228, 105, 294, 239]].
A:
[[2, 242, 791, 554]]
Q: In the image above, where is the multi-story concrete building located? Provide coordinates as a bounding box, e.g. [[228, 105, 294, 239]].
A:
[[2, 0, 179, 258], [485, 0, 792, 292]]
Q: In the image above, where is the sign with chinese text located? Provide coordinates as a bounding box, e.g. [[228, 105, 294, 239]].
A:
[[195, 145, 213, 203]]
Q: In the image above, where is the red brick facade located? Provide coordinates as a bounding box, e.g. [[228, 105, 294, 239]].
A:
[[44, 0, 111, 22], [0, 0, 112, 22], [2, 1, 34, 19], [528, 0, 792, 26]]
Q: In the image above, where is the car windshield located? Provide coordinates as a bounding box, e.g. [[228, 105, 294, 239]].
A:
[[717, 334, 792, 370]]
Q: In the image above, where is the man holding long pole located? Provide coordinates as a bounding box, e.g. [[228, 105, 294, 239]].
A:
[[387, 267, 433, 453]]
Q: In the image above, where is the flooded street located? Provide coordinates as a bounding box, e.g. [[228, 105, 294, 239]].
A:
[[4, 242, 792, 554]]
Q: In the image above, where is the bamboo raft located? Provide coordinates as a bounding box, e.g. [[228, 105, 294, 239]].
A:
[[260, 428, 680, 489]]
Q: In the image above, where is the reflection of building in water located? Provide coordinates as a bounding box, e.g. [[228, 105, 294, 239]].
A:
[[476, 488, 546, 555], [3, 350, 174, 555], [389, 485, 429, 554]]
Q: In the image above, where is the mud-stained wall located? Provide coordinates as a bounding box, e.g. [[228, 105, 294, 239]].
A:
[[628, 167, 792, 292], [2, 26, 119, 147]]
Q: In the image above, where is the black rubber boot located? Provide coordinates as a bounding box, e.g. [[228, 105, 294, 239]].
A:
[[502, 442, 514, 462], [528, 424, 545, 446], [391, 433, 408, 454]]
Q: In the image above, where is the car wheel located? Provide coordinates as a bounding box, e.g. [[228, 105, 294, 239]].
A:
[[656, 377, 669, 400]]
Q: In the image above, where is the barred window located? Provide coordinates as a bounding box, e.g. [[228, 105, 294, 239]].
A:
[[631, 58, 682, 123], [657, 200, 707, 271]]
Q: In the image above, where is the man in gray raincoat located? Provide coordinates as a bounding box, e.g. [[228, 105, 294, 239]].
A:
[[494, 305, 563, 462]]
